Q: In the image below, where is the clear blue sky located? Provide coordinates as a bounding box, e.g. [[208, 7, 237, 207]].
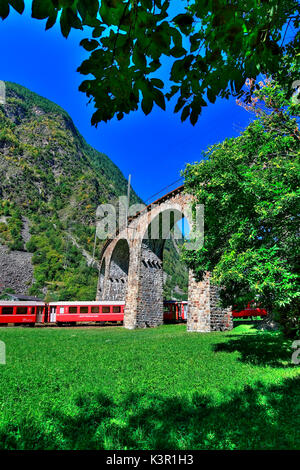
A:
[[0, 1, 254, 201]]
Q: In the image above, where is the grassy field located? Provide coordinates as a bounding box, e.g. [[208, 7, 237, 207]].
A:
[[0, 324, 299, 450]]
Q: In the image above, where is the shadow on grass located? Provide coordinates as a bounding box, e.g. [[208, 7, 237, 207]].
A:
[[214, 331, 294, 367], [0, 376, 299, 450]]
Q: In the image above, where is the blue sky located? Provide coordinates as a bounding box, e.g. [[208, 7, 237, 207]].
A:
[[0, 1, 254, 201]]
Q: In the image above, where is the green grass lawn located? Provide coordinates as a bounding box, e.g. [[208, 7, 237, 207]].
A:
[[0, 324, 299, 450]]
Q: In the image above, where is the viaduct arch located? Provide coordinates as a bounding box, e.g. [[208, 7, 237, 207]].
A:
[[96, 186, 232, 332]]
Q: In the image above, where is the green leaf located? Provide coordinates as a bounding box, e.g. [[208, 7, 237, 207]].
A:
[[133, 45, 146, 70], [190, 108, 199, 125], [99, 1, 124, 26], [32, 0, 54, 20], [207, 87, 216, 104], [141, 93, 153, 115], [59, 7, 83, 38], [149, 59, 161, 72], [181, 105, 190, 122], [77, 0, 100, 25], [190, 33, 201, 53], [171, 27, 183, 49], [153, 88, 165, 110], [150, 78, 164, 89], [92, 25, 105, 38], [45, 11, 57, 30], [141, 0, 152, 10], [0, 0, 9, 19], [65, 7, 83, 30], [80, 38, 99, 51], [170, 46, 186, 58], [174, 96, 186, 113], [173, 13, 193, 34], [166, 85, 180, 100], [9, 0, 24, 14], [60, 9, 72, 38], [171, 59, 186, 82], [85, 0, 99, 17]]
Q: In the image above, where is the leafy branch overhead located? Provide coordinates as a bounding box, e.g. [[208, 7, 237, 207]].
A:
[[1, 0, 299, 125], [183, 80, 300, 337]]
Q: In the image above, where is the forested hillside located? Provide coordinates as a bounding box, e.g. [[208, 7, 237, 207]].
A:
[[0, 82, 187, 301]]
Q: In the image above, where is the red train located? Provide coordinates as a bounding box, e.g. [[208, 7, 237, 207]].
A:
[[0, 299, 267, 326], [48, 301, 124, 324], [0, 301, 46, 325], [163, 301, 188, 323], [0, 301, 125, 326], [232, 301, 267, 319]]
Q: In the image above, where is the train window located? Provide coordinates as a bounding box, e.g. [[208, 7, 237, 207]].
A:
[[91, 306, 99, 313], [1, 307, 13, 315], [16, 307, 28, 315], [80, 306, 89, 314], [113, 306, 121, 313], [69, 307, 78, 314], [60, 307, 64, 314], [102, 306, 110, 313]]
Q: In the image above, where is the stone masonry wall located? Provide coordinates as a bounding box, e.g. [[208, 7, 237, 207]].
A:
[[99, 239, 129, 302], [135, 241, 164, 328], [187, 271, 211, 332], [187, 271, 232, 332], [123, 238, 141, 329], [210, 284, 233, 331]]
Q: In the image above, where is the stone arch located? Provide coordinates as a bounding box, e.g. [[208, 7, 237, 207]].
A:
[[135, 206, 189, 327], [107, 238, 130, 301]]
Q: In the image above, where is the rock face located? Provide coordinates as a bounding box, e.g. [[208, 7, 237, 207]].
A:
[[0, 217, 34, 295], [0, 245, 33, 294]]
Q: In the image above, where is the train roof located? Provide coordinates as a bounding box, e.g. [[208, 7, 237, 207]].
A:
[[48, 301, 126, 306], [0, 301, 45, 306]]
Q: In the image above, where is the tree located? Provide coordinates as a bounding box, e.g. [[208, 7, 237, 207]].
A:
[[182, 79, 300, 337], [0, 0, 299, 125]]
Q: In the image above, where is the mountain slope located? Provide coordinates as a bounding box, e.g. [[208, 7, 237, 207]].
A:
[[0, 81, 188, 301], [0, 81, 140, 300]]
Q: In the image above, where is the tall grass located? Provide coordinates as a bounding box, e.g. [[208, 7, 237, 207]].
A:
[[0, 324, 299, 449]]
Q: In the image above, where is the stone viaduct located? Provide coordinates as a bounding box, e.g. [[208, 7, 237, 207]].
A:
[[96, 185, 232, 332]]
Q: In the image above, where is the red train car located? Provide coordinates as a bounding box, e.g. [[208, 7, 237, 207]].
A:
[[0, 301, 46, 325], [0, 299, 267, 327], [232, 301, 267, 319], [163, 301, 188, 323], [48, 301, 125, 325]]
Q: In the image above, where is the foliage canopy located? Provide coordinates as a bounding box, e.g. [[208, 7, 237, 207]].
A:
[[0, 0, 299, 125], [183, 79, 300, 336]]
